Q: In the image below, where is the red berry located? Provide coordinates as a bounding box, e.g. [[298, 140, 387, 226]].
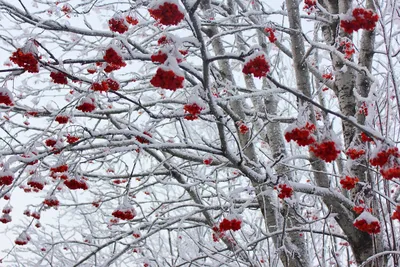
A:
[[242, 53, 270, 78], [148, 2, 185, 26]]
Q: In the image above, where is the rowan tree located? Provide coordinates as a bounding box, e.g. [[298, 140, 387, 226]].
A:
[[0, 0, 399, 266]]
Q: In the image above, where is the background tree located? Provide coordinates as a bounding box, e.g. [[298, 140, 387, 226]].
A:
[[0, 0, 399, 266]]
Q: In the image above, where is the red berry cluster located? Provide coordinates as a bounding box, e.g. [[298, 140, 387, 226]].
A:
[[76, 98, 96, 113], [106, 78, 120, 90], [50, 164, 68, 173], [353, 212, 381, 234], [66, 135, 79, 144], [218, 218, 242, 232], [392, 206, 400, 221], [369, 147, 399, 167], [103, 48, 126, 70], [0, 171, 14, 186], [303, 0, 317, 15], [148, 2, 185, 26], [346, 148, 365, 160], [150, 67, 184, 91], [340, 176, 359, 190], [157, 36, 170, 46], [203, 158, 213, 165], [322, 73, 333, 80], [55, 115, 69, 124], [309, 141, 340, 163], [264, 28, 277, 43], [360, 132, 374, 143], [275, 184, 293, 199], [45, 138, 57, 147], [380, 165, 400, 180], [151, 50, 168, 64], [340, 8, 379, 34], [126, 16, 139, 25], [358, 102, 368, 116], [136, 131, 152, 144], [64, 177, 89, 190], [0, 89, 13, 106], [15, 232, 31, 246], [237, 121, 249, 134], [284, 122, 316, 146], [183, 103, 204, 120], [43, 196, 60, 207], [50, 72, 68, 84], [27, 177, 45, 190], [108, 18, 129, 34], [112, 206, 137, 220], [242, 54, 270, 78], [10, 48, 39, 73], [339, 39, 355, 59], [0, 213, 11, 224]]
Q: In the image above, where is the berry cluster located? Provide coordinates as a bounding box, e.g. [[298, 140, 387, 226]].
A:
[[0, 213, 11, 224], [183, 103, 204, 120], [15, 232, 31, 246], [108, 17, 129, 34], [264, 28, 277, 43], [148, 2, 185, 26], [10, 48, 39, 73], [27, 176, 45, 190], [369, 147, 399, 167], [353, 212, 381, 234], [346, 148, 365, 160], [150, 67, 184, 91], [66, 135, 79, 144], [103, 48, 126, 71], [340, 8, 379, 34], [76, 98, 96, 113], [237, 121, 249, 134], [359, 102, 368, 116], [112, 206, 137, 220], [50, 71, 68, 84], [64, 177, 89, 190], [380, 165, 400, 180], [45, 138, 57, 147], [339, 39, 355, 59], [43, 196, 60, 207], [50, 164, 68, 173], [218, 218, 242, 232], [136, 131, 152, 144], [151, 50, 168, 64], [275, 184, 293, 199], [340, 176, 359, 190], [126, 16, 139, 25], [322, 73, 333, 80], [0, 171, 13, 186], [0, 88, 14, 106], [55, 115, 69, 124], [360, 132, 374, 143], [203, 158, 213, 165], [303, 0, 317, 15], [392, 206, 400, 221], [309, 141, 340, 163], [242, 53, 270, 78], [284, 122, 316, 146]]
